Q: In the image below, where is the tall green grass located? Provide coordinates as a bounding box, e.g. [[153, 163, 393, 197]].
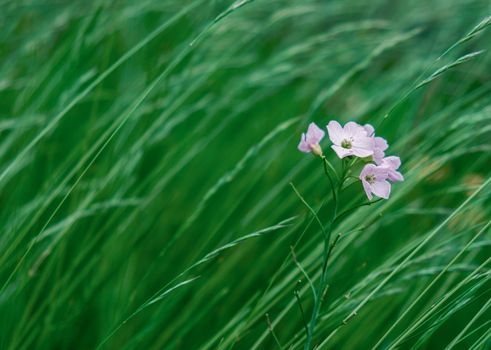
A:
[[0, 0, 490, 349]]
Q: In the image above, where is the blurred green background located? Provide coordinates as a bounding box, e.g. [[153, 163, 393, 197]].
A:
[[0, 0, 490, 349]]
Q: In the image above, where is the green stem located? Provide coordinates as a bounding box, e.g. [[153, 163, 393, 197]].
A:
[[304, 183, 339, 349], [304, 224, 343, 350], [304, 157, 380, 350], [322, 156, 338, 220]]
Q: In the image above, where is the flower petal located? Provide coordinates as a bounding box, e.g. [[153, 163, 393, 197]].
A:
[[344, 121, 366, 138], [372, 165, 389, 178], [326, 120, 344, 145], [362, 179, 373, 200], [364, 124, 375, 136], [352, 147, 374, 158], [384, 156, 401, 170], [371, 180, 391, 199], [374, 149, 385, 163], [360, 163, 376, 178], [389, 170, 404, 182], [331, 145, 352, 158], [374, 137, 389, 151], [353, 136, 374, 151], [306, 122, 325, 144], [298, 134, 311, 153]]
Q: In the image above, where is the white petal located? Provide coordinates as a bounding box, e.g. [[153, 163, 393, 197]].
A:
[[326, 121, 345, 145], [374, 149, 385, 163], [384, 156, 401, 170], [298, 134, 311, 153], [364, 124, 375, 136], [331, 145, 353, 158], [360, 163, 376, 178], [389, 170, 404, 182], [306, 123, 325, 144], [344, 121, 366, 138], [352, 147, 374, 158], [374, 137, 389, 151], [371, 180, 391, 199], [362, 179, 373, 200], [354, 136, 375, 151], [373, 165, 390, 179]]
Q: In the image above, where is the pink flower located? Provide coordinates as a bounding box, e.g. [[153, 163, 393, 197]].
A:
[[359, 164, 391, 200], [327, 121, 374, 159], [377, 156, 404, 182], [364, 124, 388, 163], [298, 122, 325, 156]]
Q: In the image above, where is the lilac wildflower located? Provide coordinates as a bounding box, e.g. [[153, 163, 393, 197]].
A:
[[327, 121, 374, 159], [359, 164, 391, 200], [298, 122, 325, 156]]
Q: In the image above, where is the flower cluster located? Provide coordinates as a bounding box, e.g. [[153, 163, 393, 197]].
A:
[[298, 121, 403, 200]]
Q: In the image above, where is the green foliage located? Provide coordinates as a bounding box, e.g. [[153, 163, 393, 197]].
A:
[[0, 0, 490, 349]]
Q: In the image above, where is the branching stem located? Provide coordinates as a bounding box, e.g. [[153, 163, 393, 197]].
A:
[[303, 156, 381, 350]]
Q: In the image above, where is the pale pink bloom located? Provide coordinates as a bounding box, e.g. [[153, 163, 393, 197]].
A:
[[364, 124, 388, 163], [327, 121, 374, 159], [359, 164, 391, 200], [377, 156, 404, 182], [298, 122, 325, 156]]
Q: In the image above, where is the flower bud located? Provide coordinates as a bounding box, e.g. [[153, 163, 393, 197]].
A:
[[310, 144, 323, 157]]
